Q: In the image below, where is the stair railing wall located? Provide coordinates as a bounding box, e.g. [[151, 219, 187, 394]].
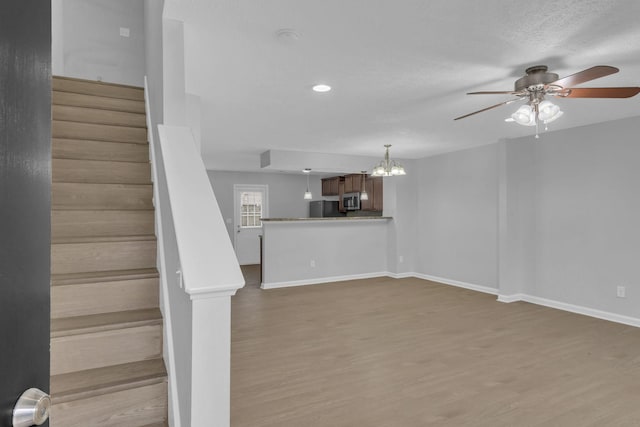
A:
[[146, 80, 245, 427], [145, 76, 186, 427]]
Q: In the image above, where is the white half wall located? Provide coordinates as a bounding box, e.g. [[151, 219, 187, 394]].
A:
[[261, 220, 390, 287]]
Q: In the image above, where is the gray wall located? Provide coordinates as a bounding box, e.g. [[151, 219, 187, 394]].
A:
[[407, 116, 640, 319], [526, 116, 640, 317], [52, 0, 145, 86], [144, 0, 163, 151], [383, 167, 418, 275], [207, 170, 322, 242], [498, 138, 536, 297], [414, 144, 499, 289]]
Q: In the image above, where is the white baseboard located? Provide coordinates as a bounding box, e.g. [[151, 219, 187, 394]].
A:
[[412, 273, 499, 295], [261, 271, 390, 289], [497, 293, 526, 303], [263, 271, 640, 329], [499, 293, 640, 328], [386, 271, 415, 279]]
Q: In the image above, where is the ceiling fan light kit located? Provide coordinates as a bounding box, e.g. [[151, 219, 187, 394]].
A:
[[456, 65, 640, 138]]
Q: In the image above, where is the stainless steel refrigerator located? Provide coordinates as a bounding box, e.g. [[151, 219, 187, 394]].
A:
[[309, 200, 344, 218]]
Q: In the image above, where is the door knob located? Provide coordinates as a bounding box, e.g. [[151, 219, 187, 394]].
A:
[[12, 388, 50, 427]]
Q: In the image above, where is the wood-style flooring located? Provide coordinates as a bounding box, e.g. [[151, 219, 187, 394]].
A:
[[232, 265, 640, 426]]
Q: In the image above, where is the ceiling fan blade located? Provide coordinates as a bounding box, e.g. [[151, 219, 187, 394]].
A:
[[467, 91, 523, 95], [562, 87, 640, 98], [551, 65, 618, 88], [454, 98, 522, 121]]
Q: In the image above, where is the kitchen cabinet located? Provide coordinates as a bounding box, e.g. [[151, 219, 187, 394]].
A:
[[321, 177, 340, 196], [372, 176, 383, 211], [338, 179, 346, 212], [344, 174, 364, 194], [361, 176, 383, 212]]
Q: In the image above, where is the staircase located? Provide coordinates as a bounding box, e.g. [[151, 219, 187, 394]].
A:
[[50, 76, 168, 427]]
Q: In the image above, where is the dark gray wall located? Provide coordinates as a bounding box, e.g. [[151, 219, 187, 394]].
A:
[[0, 1, 51, 425]]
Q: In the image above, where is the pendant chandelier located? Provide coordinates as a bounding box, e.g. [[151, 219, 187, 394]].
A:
[[303, 168, 312, 200], [360, 171, 369, 201], [371, 144, 406, 176]]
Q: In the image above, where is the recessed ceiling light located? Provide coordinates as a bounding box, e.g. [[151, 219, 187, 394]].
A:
[[276, 28, 300, 42], [312, 84, 331, 93]]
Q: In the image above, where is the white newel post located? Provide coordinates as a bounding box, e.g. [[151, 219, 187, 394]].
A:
[[191, 294, 232, 426]]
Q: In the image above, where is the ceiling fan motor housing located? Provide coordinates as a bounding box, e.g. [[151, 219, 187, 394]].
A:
[[514, 65, 559, 91]]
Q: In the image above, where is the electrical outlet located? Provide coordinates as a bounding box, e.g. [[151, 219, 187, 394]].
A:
[[399, 255, 404, 263], [310, 260, 316, 268], [119, 27, 130, 37], [617, 286, 626, 298]]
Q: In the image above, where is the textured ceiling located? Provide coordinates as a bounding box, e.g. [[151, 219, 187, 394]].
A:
[[166, 0, 640, 170]]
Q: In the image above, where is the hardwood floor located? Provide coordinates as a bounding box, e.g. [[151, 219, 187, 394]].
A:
[[232, 266, 640, 426]]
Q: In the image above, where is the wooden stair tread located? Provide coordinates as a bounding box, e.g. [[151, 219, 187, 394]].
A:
[[53, 76, 144, 101], [53, 104, 147, 128], [52, 210, 155, 240], [53, 120, 148, 144], [52, 182, 153, 210], [52, 156, 151, 166], [51, 238, 157, 275], [53, 138, 151, 163], [51, 308, 162, 337], [49, 76, 167, 426], [51, 358, 166, 404], [52, 268, 159, 286], [53, 90, 145, 114], [52, 158, 151, 185], [52, 234, 156, 245]]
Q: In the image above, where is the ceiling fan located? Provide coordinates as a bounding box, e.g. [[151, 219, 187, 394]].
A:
[[454, 65, 640, 137]]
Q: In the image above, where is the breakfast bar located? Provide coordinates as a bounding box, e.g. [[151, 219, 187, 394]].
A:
[[260, 217, 392, 289]]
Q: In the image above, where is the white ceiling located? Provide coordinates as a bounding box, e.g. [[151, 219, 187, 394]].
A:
[[166, 0, 640, 170]]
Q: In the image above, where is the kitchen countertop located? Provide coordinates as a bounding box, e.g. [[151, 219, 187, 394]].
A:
[[262, 217, 392, 222]]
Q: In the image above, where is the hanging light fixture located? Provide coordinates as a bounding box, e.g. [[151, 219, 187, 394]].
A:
[[303, 168, 312, 200], [359, 171, 369, 201], [505, 99, 563, 138], [371, 144, 406, 177]]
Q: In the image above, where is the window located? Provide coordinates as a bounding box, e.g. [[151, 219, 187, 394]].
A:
[[240, 191, 263, 228]]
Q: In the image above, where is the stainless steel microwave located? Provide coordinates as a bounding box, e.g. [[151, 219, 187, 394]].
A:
[[342, 192, 360, 210]]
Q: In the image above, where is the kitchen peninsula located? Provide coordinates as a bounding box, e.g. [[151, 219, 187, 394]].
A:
[[260, 217, 392, 289]]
